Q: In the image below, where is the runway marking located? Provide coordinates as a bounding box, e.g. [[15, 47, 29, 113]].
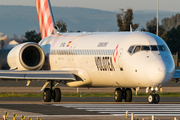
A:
[[53, 104, 180, 116]]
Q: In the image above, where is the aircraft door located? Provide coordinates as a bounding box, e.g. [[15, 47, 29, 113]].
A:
[[118, 48, 123, 70]]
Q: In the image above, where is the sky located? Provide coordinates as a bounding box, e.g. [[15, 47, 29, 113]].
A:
[[0, 0, 180, 12]]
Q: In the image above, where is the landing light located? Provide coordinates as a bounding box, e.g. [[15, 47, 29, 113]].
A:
[[151, 87, 154, 91], [155, 87, 158, 91]]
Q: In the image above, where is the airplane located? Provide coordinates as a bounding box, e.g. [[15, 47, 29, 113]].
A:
[[0, 0, 177, 104]]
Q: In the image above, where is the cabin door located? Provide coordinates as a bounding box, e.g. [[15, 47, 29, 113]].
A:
[[118, 48, 123, 70]]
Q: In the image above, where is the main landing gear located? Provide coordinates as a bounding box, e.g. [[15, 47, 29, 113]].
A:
[[43, 81, 61, 102], [148, 93, 160, 104], [114, 88, 132, 102]]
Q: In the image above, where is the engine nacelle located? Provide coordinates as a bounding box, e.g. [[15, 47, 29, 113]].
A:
[[7, 42, 45, 70]]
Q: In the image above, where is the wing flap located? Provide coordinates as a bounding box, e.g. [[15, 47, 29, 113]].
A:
[[0, 70, 77, 80]]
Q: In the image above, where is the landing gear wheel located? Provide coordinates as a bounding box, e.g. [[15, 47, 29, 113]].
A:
[[114, 88, 122, 102], [54, 88, 61, 102], [148, 94, 155, 104], [154, 94, 160, 104], [43, 88, 51, 102], [125, 88, 132, 102]]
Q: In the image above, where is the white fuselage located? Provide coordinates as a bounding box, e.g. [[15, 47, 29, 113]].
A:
[[39, 32, 175, 88]]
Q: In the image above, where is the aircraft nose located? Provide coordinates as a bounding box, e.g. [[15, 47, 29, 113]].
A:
[[148, 60, 166, 85]]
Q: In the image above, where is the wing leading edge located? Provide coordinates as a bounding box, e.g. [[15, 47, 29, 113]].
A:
[[0, 70, 77, 80]]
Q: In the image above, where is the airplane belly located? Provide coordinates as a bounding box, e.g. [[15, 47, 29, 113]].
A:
[[89, 71, 117, 87]]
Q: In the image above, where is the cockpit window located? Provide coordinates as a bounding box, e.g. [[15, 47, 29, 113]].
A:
[[141, 46, 150, 51], [128, 45, 168, 55], [158, 45, 166, 51], [134, 46, 141, 53], [151, 45, 158, 51], [128, 46, 135, 53]]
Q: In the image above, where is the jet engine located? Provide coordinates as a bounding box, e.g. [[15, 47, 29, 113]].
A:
[[7, 42, 45, 70]]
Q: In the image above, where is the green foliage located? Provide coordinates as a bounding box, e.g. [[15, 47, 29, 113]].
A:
[[117, 9, 139, 31], [23, 30, 41, 43], [166, 25, 180, 55], [163, 25, 180, 66], [0, 40, 4, 49], [23, 19, 67, 43], [162, 13, 180, 31], [0, 93, 42, 97], [56, 19, 67, 32], [141, 17, 167, 40]]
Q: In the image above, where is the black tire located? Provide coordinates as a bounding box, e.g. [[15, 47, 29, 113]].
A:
[[54, 88, 61, 102], [125, 88, 132, 102], [43, 88, 51, 102], [148, 94, 155, 104], [114, 88, 122, 102], [154, 94, 160, 104]]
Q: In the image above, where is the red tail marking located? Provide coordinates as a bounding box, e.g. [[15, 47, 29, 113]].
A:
[[35, 0, 54, 39]]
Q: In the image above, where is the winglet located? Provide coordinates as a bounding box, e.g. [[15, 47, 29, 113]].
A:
[[35, 0, 56, 39]]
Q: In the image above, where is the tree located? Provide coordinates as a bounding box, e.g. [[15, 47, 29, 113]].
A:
[[23, 30, 41, 43], [165, 25, 180, 66], [146, 17, 157, 28], [117, 9, 139, 31], [162, 13, 180, 31], [141, 17, 167, 40], [56, 19, 67, 32], [0, 40, 4, 49]]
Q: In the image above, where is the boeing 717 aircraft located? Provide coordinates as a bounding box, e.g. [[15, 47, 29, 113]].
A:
[[0, 0, 176, 104]]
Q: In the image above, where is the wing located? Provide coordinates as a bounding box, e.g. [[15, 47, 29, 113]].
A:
[[0, 70, 77, 80], [173, 70, 180, 79]]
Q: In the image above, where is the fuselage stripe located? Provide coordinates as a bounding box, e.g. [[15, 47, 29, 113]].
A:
[[50, 49, 115, 56]]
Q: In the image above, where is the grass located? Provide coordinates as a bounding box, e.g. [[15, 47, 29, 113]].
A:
[[0, 92, 180, 97], [0, 93, 42, 97]]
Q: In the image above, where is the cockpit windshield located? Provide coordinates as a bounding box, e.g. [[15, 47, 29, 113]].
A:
[[158, 45, 167, 51], [128, 45, 167, 55], [141, 46, 150, 51], [150, 45, 158, 51], [128, 46, 135, 53], [134, 46, 141, 53]]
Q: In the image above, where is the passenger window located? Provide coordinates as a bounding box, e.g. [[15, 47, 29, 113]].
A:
[[134, 46, 141, 53], [151, 45, 158, 51], [158, 45, 166, 51], [141, 46, 150, 51], [128, 46, 135, 54]]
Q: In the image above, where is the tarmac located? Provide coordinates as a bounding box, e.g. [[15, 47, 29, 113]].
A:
[[0, 101, 180, 120], [0, 80, 180, 120], [0, 80, 180, 93]]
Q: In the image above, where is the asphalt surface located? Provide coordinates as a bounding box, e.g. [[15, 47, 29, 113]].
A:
[[0, 100, 180, 120], [0, 97, 180, 103], [0, 80, 180, 120], [1, 80, 180, 94]]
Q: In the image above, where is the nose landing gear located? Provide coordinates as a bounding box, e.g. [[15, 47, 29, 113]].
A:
[[148, 91, 160, 104]]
